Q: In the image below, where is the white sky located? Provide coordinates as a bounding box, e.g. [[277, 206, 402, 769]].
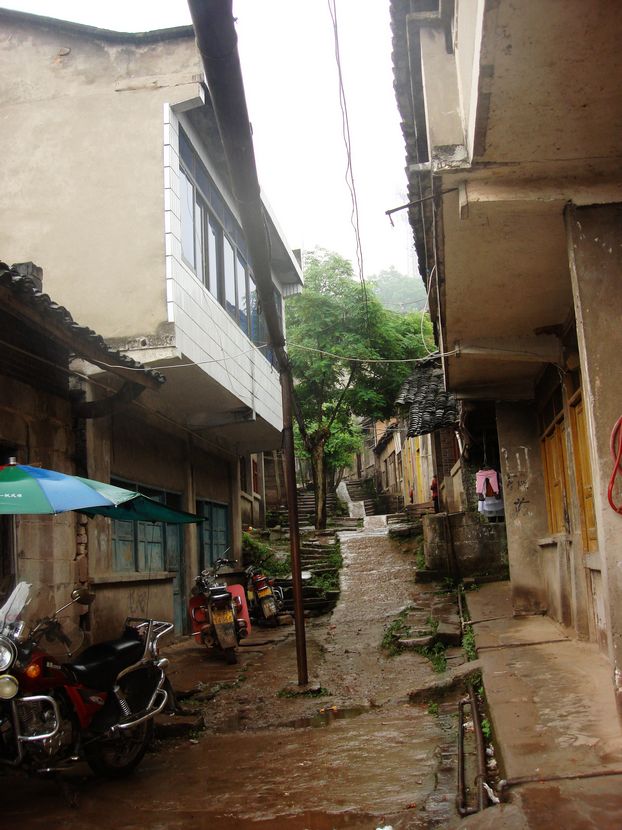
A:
[[1, 0, 416, 278]]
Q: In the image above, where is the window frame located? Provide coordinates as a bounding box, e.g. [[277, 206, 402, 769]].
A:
[[196, 500, 230, 569], [177, 128, 272, 356], [110, 480, 181, 574]]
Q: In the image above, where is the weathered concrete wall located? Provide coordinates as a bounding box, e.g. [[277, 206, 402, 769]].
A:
[[537, 536, 576, 631], [455, 0, 486, 159], [85, 408, 237, 639], [0, 373, 81, 619], [567, 204, 622, 702], [496, 403, 548, 614], [0, 16, 201, 338], [419, 27, 468, 168], [423, 511, 507, 579]]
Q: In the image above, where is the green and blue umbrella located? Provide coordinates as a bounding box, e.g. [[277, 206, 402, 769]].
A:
[[0, 462, 201, 523]]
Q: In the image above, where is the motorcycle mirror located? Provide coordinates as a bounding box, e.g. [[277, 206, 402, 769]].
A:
[[71, 587, 95, 606]]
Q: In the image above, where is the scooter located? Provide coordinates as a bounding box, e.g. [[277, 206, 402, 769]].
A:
[[0, 582, 173, 777], [189, 559, 250, 664], [245, 564, 284, 626]]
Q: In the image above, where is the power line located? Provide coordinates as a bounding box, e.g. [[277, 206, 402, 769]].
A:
[[286, 342, 457, 365], [327, 0, 371, 339]]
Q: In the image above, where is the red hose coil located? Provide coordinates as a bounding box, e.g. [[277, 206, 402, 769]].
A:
[[608, 416, 622, 514]]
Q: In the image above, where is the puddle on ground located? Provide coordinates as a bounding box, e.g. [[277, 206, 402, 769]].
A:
[[215, 705, 370, 733], [175, 809, 384, 830], [285, 705, 370, 729]]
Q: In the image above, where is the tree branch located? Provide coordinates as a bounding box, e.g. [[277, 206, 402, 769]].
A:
[[325, 365, 357, 433]]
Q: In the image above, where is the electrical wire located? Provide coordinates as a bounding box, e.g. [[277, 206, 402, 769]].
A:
[[608, 416, 622, 514], [78, 339, 458, 373], [420, 264, 439, 357], [285, 342, 457, 365], [327, 0, 371, 340]]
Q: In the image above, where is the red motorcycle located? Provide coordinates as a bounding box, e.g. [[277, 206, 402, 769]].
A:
[[189, 558, 250, 664], [0, 582, 173, 777]]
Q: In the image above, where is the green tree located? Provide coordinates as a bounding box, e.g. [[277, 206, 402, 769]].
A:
[[285, 249, 432, 528], [369, 266, 427, 314], [294, 410, 363, 490]]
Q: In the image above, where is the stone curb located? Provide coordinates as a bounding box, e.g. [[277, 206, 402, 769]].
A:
[[409, 659, 483, 703]]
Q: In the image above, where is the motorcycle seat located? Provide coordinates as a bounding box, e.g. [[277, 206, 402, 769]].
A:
[[69, 631, 144, 690]]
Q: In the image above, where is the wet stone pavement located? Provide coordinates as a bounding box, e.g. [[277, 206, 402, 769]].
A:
[[3, 519, 465, 829]]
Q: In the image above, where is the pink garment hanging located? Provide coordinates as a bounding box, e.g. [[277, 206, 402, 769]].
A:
[[476, 468, 500, 497]]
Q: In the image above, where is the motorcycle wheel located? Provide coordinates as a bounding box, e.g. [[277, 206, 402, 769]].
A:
[[224, 647, 237, 665], [85, 719, 153, 778]]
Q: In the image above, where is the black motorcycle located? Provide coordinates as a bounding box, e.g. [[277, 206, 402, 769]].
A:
[[0, 582, 173, 777]]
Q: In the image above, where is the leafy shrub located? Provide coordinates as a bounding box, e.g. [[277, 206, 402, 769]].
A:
[[241, 532, 291, 578], [381, 608, 412, 656]]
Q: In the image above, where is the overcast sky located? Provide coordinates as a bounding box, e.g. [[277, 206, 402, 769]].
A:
[[1, 0, 416, 279]]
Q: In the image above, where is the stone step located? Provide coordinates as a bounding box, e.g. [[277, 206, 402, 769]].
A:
[[386, 512, 407, 524]]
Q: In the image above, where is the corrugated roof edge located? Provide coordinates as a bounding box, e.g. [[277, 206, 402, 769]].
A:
[[0, 261, 165, 385]]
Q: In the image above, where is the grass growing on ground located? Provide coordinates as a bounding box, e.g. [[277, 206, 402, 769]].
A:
[[414, 536, 425, 570], [425, 615, 440, 633], [381, 608, 412, 656], [382, 609, 445, 665], [427, 701, 440, 716], [325, 539, 343, 570], [242, 531, 291, 577], [416, 641, 447, 673], [462, 625, 477, 661], [277, 686, 331, 699], [310, 571, 340, 594]]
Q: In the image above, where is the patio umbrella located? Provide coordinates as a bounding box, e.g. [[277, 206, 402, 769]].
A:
[[0, 462, 202, 523]]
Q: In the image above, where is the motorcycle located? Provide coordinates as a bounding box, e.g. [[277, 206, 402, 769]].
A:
[[245, 564, 284, 627], [0, 582, 173, 778], [189, 558, 250, 664]]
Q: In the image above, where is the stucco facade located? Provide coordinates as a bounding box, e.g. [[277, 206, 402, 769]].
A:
[[391, 0, 622, 706], [0, 10, 302, 638], [0, 262, 165, 636]]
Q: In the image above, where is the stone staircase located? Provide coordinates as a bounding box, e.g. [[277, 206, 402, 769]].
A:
[[277, 536, 341, 616], [343, 478, 376, 516], [296, 488, 337, 527]]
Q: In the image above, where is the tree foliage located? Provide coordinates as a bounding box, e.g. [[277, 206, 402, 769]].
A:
[[294, 410, 363, 487], [285, 249, 433, 527]]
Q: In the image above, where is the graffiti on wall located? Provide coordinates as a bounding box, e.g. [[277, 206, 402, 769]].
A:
[[501, 446, 532, 516]]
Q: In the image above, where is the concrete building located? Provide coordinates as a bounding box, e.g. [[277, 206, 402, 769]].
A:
[[391, 0, 622, 705], [0, 9, 302, 636], [0, 260, 162, 628]]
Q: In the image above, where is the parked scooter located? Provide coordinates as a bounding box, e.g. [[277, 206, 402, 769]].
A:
[[189, 558, 250, 664], [0, 582, 173, 777], [245, 564, 284, 627]]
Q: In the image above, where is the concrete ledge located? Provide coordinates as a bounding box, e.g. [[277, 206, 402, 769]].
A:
[[409, 659, 482, 703]]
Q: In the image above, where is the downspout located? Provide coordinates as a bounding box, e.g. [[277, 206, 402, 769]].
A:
[[187, 0, 308, 685]]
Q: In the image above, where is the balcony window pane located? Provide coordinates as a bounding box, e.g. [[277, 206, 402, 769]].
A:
[[249, 274, 259, 343], [237, 254, 248, 334], [180, 168, 195, 269], [194, 199, 204, 284], [223, 235, 236, 320], [207, 215, 220, 297]]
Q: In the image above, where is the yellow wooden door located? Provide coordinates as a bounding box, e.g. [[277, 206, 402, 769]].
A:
[[571, 397, 597, 552]]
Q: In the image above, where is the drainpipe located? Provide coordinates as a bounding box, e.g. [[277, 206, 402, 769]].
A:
[[187, 0, 308, 684]]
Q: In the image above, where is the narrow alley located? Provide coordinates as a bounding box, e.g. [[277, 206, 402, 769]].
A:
[[3, 520, 464, 830]]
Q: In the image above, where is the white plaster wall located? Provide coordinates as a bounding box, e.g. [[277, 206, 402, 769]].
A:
[[162, 105, 283, 431]]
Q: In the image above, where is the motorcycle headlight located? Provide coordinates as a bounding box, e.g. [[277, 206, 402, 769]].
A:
[[0, 674, 19, 700], [0, 637, 17, 672]]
